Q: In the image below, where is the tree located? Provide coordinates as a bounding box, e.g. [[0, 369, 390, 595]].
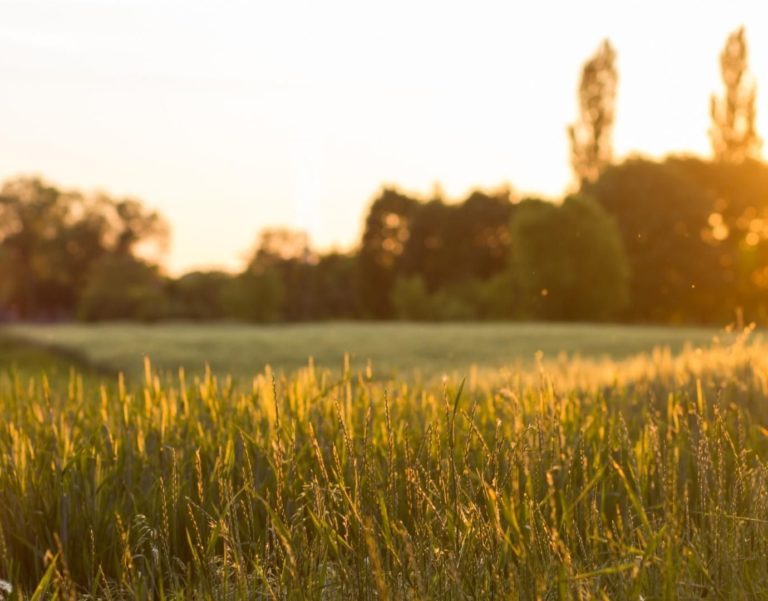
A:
[[245, 228, 315, 320], [568, 39, 618, 186], [357, 186, 516, 319], [510, 195, 629, 321], [399, 198, 455, 290], [710, 27, 761, 163], [587, 159, 726, 323], [358, 188, 419, 317], [390, 275, 477, 321], [0, 178, 111, 318], [310, 253, 361, 318], [400, 189, 515, 289], [458, 189, 516, 278], [391, 275, 433, 320], [220, 269, 284, 323], [77, 255, 169, 322], [169, 271, 233, 319], [670, 156, 768, 322], [251, 228, 313, 266], [0, 176, 168, 320]]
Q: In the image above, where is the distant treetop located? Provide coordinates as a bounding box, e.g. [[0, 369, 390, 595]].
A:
[[568, 39, 618, 187], [710, 26, 762, 163]]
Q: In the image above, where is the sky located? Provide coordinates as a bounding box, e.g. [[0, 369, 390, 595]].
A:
[[1, 0, 766, 274]]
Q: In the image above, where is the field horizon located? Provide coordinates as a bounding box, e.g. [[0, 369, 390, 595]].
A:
[[0, 321, 732, 382]]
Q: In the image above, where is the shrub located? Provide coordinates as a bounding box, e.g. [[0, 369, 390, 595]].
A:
[[77, 255, 169, 321], [220, 268, 284, 322], [391, 275, 433, 320], [510, 194, 630, 320]]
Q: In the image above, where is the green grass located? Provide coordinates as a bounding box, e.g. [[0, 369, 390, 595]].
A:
[[0, 335, 106, 383], [1, 328, 768, 598], [0, 321, 726, 381]]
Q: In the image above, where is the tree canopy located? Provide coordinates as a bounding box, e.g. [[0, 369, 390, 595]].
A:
[[568, 39, 618, 186], [710, 27, 761, 163], [510, 195, 629, 321], [0, 177, 167, 319], [4, 28, 768, 326]]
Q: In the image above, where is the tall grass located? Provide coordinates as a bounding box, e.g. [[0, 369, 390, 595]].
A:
[[2, 329, 768, 598]]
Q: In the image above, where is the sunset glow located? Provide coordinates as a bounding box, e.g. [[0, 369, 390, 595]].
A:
[[1, 0, 766, 274]]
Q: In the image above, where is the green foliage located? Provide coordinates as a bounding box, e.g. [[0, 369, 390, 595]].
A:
[[429, 288, 477, 320], [511, 194, 629, 320], [220, 269, 284, 323], [240, 230, 362, 321], [0, 177, 93, 318], [8, 152, 768, 325], [466, 273, 520, 319], [1, 335, 768, 597], [77, 255, 169, 322], [588, 159, 726, 323], [359, 187, 515, 319], [0, 176, 167, 319], [451, 189, 515, 279], [358, 188, 420, 318], [391, 276, 484, 321], [309, 253, 362, 319], [398, 190, 514, 291], [391, 275, 433, 320], [168, 271, 232, 319], [6, 26, 768, 328], [670, 156, 768, 322]]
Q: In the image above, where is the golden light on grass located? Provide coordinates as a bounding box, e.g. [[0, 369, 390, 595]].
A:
[[1, 327, 768, 596]]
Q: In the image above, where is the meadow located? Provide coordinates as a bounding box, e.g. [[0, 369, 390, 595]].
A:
[[1, 321, 723, 381], [1, 323, 768, 598]]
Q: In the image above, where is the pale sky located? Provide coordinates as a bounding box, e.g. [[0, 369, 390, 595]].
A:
[[1, 0, 766, 274]]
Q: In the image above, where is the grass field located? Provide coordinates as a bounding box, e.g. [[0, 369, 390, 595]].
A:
[[0, 324, 768, 601], [0, 321, 727, 381], [1, 323, 768, 598]]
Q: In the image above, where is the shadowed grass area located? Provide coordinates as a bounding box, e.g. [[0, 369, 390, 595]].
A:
[[1, 329, 768, 598], [0, 334, 110, 383]]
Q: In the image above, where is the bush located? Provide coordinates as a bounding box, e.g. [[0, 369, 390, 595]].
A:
[[510, 194, 630, 321], [391, 276, 484, 321], [220, 269, 284, 322], [78, 255, 169, 321], [169, 271, 232, 319], [460, 274, 520, 320], [431, 289, 476, 320], [391, 275, 433, 320]]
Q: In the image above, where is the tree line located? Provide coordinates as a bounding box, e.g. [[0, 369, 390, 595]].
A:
[[1, 27, 766, 325]]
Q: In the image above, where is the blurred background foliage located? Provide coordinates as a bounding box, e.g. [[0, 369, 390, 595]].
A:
[[1, 27, 767, 325], [4, 157, 768, 326]]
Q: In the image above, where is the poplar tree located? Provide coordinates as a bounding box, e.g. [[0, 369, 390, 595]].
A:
[[710, 27, 761, 163], [568, 39, 618, 186]]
